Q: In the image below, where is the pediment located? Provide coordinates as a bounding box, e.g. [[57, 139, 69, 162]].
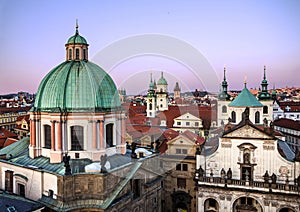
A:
[[223, 125, 273, 139], [168, 135, 195, 146], [174, 112, 201, 121]]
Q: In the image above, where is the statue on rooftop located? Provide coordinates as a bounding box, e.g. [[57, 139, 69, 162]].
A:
[[63, 153, 71, 176], [100, 154, 108, 173]]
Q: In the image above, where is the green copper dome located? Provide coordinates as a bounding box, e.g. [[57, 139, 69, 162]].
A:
[[229, 86, 263, 107], [157, 72, 168, 85], [33, 61, 121, 112], [67, 34, 87, 44], [67, 27, 87, 44]]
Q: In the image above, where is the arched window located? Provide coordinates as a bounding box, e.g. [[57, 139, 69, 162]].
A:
[[71, 126, 84, 150], [68, 49, 72, 60], [83, 48, 86, 60], [222, 105, 227, 113], [263, 106, 268, 114], [255, 111, 260, 124], [106, 124, 114, 147], [231, 111, 236, 123], [44, 125, 51, 149], [75, 48, 80, 60], [149, 103, 152, 110], [204, 198, 219, 211]]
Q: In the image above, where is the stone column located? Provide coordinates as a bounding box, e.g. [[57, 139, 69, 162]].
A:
[[99, 120, 104, 149], [29, 119, 34, 146], [31, 119, 36, 147], [57, 121, 62, 151], [93, 121, 97, 149], [121, 118, 126, 144], [51, 120, 56, 151]]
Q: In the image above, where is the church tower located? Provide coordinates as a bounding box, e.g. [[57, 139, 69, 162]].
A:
[[174, 82, 181, 99], [257, 66, 273, 123], [156, 72, 168, 111], [146, 73, 157, 118], [217, 67, 231, 126]]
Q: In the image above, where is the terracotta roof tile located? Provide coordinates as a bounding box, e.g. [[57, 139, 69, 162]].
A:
[[274, 118, 300, 131]]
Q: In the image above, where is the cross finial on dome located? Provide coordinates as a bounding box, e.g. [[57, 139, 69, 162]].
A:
[[223, 66, 226, 81], [263, 65, 266, 80], [75, 19, 79, 35]]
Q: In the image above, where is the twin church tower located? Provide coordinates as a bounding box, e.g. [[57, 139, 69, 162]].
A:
[[217, 66, 275, 127]]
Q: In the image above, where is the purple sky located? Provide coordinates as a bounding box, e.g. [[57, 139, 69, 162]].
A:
[[1, 0, 300, 94]]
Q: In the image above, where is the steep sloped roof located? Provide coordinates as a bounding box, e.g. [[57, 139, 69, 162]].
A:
[[229, 87, 263, 107]]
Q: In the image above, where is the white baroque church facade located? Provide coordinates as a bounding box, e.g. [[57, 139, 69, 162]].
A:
[[195, 67, 300, 212]]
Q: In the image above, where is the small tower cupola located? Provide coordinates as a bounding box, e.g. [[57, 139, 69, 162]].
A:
[[65, 20, 89, 61], [218, 67, 231, 100], [174, 82, 181, 99], [157, 72, 168, 93], [258, 65, 271, 100]]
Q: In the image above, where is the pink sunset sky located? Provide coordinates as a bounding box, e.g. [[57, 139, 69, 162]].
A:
[[0, 0, 299, 94]]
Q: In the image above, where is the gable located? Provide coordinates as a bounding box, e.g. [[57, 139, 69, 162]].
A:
[[168, 135, 196, 146], [174, 112, 201, 121], [223, 125, 273, 139]]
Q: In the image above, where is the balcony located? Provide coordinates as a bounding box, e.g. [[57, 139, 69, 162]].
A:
[[194, 169, 300, 195]]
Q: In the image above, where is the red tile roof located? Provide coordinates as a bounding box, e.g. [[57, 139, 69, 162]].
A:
[[278, 101, 300, 112], [0, 128, 18, 148], [181, 130, 205, 145], [0, 106, 31, 115], [157, 129, 204, 153], [274, 118, 300, 131], [157, 105, 216, 129], [3, 138, 18, 147]]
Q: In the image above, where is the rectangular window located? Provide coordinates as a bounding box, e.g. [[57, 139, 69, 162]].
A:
[[182, 163, 188, 171], [5, 170, 13, 192], [177, 121, 181, 126], [71, 126, 84, 150], [176, 164, 181, 170], [186, 122, 190, 126], [176, 149, 181, 154], [177, 178, 186, 188], [44, 125, 51, 149], [182, 149, 187, 154], [132, 179, 140, 199], [195, 122, 199, 127], [18, 183, 25, 197]]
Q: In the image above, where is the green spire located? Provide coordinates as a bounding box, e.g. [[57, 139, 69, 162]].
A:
[[258, 65, 271, 100], [148, 73, 154, 90], [218, 66, 230, 100]]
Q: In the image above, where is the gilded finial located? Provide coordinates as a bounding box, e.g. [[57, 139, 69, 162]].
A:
[[244, 76, 247, 88]]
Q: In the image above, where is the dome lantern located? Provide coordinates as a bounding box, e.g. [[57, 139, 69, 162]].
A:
[[65, 20, 89, 61]]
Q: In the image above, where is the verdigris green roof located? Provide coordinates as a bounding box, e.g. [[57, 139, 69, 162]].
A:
[[0, 137, 29, 159], [229, 87, 263, 107], [157, 76, 167, 85], [33, 61, 121, 112], [67, 30, 87, 44]]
